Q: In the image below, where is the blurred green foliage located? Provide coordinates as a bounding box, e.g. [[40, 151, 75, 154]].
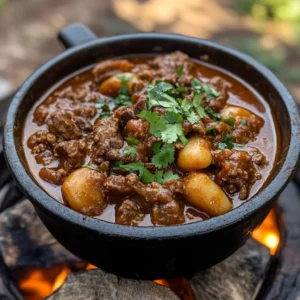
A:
[[0, 0, 6, 11], [230, 37, 300, 83], [237, 0, 300, 22]]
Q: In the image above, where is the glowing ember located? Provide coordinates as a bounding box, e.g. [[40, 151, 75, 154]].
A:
[[252, 209, 280, 255], [52, 267, 71, 292]]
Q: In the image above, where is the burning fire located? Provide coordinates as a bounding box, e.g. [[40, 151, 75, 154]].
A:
[[14, 209, 280, 300]]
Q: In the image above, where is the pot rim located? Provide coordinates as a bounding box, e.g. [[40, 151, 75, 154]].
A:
[[4, 33, 300, 239]]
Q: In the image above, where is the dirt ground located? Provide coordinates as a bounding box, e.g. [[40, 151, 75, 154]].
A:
[[0, 0, 300, 103]]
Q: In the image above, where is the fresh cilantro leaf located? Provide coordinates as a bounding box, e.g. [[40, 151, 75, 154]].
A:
[[137, 111, 167, 138], [240, 120, 248, 126], [170, 86, 188, 93], [206, 126, 217, 136], [124, 146, 137, 158], [177, 64, 184, 76], [191, 78, 219, 101], [82, 164, 99, 171], [100, 111, 112, 119], [140, 167, 155, 184], [161, 170, 179, 183], [161, 124, 178, 144], [181, 99, 200, 124], [218, 134, 243, 150], [223, 117, 236, 128], [152, 142, 162, 154], [125, 137, 139, 145], [204, 107, 221, 121], [192, 92, 209, 119], [191, 78, 202, 89], [117, 73, 134, 83], [154, 170, 179, 184], [113, 76, 133, 107], [147, 83, 181, 113], [165, 111, 183, 124], [152, 144, 175, 168]]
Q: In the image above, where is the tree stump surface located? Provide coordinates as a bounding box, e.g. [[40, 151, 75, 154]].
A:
[[47, 269, 180, 300], [0, 200, 80, 269]]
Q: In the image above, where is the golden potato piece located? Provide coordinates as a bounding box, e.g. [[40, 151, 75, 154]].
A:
[[184, 173, 232, 216], [62, 168, 107, 216], [220, 105, 253, 119], [177, 136, 212, 171], [99, 72, 137, 97]]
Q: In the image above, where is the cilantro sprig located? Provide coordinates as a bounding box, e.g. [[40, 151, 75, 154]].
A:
[[113, 74, 134, 107], [151, 143, 175, 168], [113, 161, 179, 184], [191, 79, 220, 101], [218, 134, 243, 150], [123, 146, 137, 158]]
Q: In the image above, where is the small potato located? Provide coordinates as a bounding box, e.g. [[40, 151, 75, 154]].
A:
[[99, 72, 137, 97], [220, 105, 253, 119], [177, 136, 212, 171], [62, 168, 107, 216], [184, 173, 232, 216]]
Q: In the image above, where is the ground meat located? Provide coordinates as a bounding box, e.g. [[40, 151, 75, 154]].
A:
[[27, 131, 57, 165], [152, 200, 185, 226], [192, 120, 206, 135], [92, 116, 124, 163], [124, 119, 149, 139], [34, 105, 49, 125], [149, 51, 192, 84], [233, 115, 264, 144], [206, 121, 232, 147], [104, 175, 134, 197], [92, 59, 134, 83], [208, 76, 232, 111], [47, 111, 82, 140], [251, 148, 268, 167], [115, 199, 145, 226], [114, 106, 136, 126], [132, 64, 154, 82], [53, 139, 87, 173], [39, 167, 67, 185], [213, 149, 261, 200]]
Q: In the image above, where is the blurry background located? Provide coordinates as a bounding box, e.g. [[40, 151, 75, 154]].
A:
[[0, 0, 300, 103]]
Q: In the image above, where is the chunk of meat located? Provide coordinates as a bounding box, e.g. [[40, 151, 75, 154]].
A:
[[92, 116, 124, 163], [47, 111, 82, 140], [53, 139, 87, 173], [115, 199, 145, 226], [152, 200, 185, 226], [27, 131, 57, 165], [208, 76, 232, 111], [213, 149, 261, 200], [92, 60, 134, 83], [104, 175, 134, 197], [34, 105, 49, 125], [39, 167, 67, 185], [150, 51, 192, 84], [124, 119, 149, 139]]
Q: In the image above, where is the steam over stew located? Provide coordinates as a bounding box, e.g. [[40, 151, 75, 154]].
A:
[[23, 52, 277, 226]]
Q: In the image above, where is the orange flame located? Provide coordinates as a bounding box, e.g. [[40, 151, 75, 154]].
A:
[[252, 209, 280, 255]]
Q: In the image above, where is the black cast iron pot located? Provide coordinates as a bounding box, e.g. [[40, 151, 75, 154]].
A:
[[4, 24, 300, 279]]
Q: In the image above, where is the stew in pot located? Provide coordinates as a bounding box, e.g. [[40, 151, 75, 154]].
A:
[[23, 51, 278, 226]]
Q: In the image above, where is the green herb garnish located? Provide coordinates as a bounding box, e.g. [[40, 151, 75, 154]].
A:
[[125, 137, 139, 145], [82, 164, 99, 171], [206, 126, 217, 136], [223, 117, 236, 128], [204, 107, 221, 121], [218, 134, 243, 150], [177, 64, 184, 76], [191, 78, 220, 101], [151, 144, 175, 168], [113, 74, 133, 107], [123, 146, 137, 158], [240, 120, 248, 126]]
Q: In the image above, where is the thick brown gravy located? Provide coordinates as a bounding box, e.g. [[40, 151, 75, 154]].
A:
[[22, 55, 278, 226]]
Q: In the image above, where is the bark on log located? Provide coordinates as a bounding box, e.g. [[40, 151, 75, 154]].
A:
[[0, 200, 81, 269], [190, 238, 271, 300], [0, 251, 23, 300], [48, 269, 179, 300], [264, 181, 300, 300]]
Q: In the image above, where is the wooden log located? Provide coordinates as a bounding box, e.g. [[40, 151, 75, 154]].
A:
[[190, 238, 271, 300], [48, 269, 179, 300], [0, 200, 82, 269], [264, 181, 300, 299], [0, 251, 23, 300]]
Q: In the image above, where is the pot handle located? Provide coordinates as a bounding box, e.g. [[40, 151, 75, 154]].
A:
[[58, 23, 97, 49]]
